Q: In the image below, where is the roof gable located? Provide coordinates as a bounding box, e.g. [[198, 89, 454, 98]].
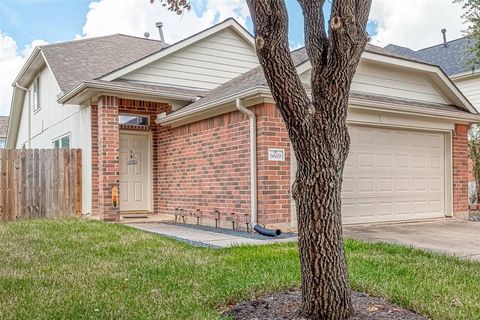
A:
[[101, 18, 255, 83], [117, 28, 258, 90]]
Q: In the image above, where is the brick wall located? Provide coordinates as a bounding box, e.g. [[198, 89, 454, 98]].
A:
[[155, 103, 293, 229], [157, 110, 252, 226], [453, 123, 469, 215], [255, 104, 292, 228]]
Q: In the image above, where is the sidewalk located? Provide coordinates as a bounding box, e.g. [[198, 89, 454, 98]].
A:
[[126, 222, 297, 248]]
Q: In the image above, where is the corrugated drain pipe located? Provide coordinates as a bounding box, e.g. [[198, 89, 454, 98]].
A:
[[235, 98, 281, 237]]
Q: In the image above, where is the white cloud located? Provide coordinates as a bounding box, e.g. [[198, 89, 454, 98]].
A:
[[369, 0, 468, 50], [0, 32, 47, 116], [80, 0, 250, 43]]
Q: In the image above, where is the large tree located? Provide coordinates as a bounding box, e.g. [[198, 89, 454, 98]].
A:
[[153, 0, 372, 318], [455, 0, 480, 67]]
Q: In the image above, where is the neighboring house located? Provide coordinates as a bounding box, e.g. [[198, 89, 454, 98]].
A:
[[6, 19, 480, 228], [0, 116, 8, 148]]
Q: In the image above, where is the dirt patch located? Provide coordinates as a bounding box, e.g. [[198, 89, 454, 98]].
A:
[[223, 290, 426, 320]]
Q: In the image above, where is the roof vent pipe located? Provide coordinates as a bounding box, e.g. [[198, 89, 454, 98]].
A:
[[441, 29, 447, 48], [144, 32, 150, 39], [155, 22, 165, 44]]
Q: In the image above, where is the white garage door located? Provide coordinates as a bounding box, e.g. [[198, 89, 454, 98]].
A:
[[291, 125, 446, 225]]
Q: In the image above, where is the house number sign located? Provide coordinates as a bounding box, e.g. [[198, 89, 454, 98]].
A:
[[268, 148, 285, 161], [127, 150, 138, 166]]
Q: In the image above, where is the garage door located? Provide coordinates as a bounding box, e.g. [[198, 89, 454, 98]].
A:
[[291, 125, 446, 225]]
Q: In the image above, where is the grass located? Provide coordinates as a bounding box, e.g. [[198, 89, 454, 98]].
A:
[[0, 219, 479, 320]]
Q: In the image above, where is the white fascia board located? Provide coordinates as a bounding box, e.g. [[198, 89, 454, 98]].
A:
[[349, 97, 480, 123], [58, 81, 200, 105], [158, 84, 480, 128], [11, 47, 41, 87], [156, 86, 271, 125], [100, 19, 254, 82], [450, 69, 480, 80]]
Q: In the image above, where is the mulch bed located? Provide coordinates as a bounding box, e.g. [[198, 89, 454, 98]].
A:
[[223, 290, 426, 320]]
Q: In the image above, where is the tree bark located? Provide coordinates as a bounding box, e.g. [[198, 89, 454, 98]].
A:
[[247, 0, 371, 319]]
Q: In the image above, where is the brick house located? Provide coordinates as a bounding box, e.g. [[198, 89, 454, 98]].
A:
[[6, 19, 480, 229]]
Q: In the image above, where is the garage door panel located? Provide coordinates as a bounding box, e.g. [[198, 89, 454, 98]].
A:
[[292, 125, 447, 225]]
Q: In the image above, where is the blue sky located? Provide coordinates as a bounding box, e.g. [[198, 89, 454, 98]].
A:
[[1, 0, 380, 50]]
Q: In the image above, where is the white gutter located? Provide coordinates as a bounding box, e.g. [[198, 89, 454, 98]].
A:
[[235, 98, 257, 226], [14, 82, 31, 148], [58, 81, 201, 104]]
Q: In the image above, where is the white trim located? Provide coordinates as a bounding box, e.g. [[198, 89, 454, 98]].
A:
[[157, 87, 480, 128], [450, 69, 480, 80], [101, 19, 254, 82], [58, 81, 201, 104]]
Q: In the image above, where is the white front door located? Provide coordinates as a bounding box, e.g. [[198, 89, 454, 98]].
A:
[[119, 132, 151, 212]]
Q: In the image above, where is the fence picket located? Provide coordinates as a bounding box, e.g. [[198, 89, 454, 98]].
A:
[[0, 149, 82, 221]]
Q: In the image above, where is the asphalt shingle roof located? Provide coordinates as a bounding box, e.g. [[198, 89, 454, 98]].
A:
[[40, 34, 166, 93], [385, 37, 479, 76]]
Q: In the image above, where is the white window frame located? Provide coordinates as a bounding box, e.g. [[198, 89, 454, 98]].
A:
[[32, 77, 41, 112], [52, 133, 71, 149]]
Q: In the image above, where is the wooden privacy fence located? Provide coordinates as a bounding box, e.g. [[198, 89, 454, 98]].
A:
[[0, 149, 82, 221]]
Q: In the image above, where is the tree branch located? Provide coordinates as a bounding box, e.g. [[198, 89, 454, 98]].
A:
[[297, 0, 328, 67], [246, 0, 311, 134]]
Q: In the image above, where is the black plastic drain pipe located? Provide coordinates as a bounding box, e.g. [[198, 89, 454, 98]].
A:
[[254, 224, 281, 237]]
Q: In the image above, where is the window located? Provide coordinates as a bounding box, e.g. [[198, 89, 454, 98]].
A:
[[32, 77, 41, 112], [119, 115, 149, 126], [0, 138, 5, 149], [53, 134, 70, 149]]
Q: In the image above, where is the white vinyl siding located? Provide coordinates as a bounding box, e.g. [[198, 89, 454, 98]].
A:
[[300, 60, 449, 105], [454, 75, 480, 111], [120, 29, 258, 90]]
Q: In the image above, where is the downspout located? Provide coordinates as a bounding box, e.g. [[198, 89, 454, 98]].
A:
[[235, 98, 281, 237], [14, 82, 31, 148], [235, 98, 257, 227]]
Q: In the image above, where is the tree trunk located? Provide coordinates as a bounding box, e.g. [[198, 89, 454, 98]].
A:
[[246, 0, 371, 319], [292, 104, 352, 319]]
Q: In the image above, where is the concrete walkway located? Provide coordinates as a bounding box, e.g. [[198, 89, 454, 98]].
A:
[[127, 223, 297, 248], [344, 219, 480, 261]]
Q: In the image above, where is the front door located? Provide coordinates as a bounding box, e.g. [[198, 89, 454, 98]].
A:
[[119, 132, 151, 212]]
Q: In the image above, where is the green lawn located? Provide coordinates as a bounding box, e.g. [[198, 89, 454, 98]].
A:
[[0, 219, 479, 320]]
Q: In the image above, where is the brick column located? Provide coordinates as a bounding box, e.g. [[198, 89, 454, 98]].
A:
[[255, 103, 292, 228], [96, 96, 120, 221], [453, 123, 469, 216]]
